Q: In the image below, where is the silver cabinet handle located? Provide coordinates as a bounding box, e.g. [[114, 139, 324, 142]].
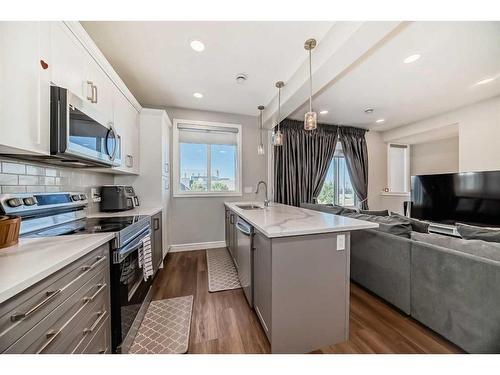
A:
[[92, 84, 98, 103], [10, 289, 62, 322], [86, 81, 94, 101], [81, 255, 105, 273], [36, 329, 61, 354], [83, 311, 106, 335], [82, 283, 107, 303], [153, 218, 160, 231]]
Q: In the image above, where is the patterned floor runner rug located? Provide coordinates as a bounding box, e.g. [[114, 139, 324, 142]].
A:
[[206, 248, 241, 292]]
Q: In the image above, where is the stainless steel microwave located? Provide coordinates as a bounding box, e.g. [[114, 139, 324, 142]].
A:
[[50, 86, 121, 167]]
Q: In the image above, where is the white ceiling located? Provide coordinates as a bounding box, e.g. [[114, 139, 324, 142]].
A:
[[81, 21, 333, 116], [289, 21, 500, 131]]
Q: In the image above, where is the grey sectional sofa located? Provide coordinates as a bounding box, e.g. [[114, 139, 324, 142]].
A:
[[301, 203, 500, 353]]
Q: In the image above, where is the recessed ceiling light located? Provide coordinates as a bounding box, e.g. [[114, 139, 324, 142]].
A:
[[376, 119, 385, 123], [190, 40, 205, 52], [319, 110, 329, 115], [193, 92, 203, 99], [475, 77, 495, 86], [403, 54, 421, 64]]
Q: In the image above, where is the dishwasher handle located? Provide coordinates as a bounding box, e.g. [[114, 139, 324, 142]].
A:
[[236, 219, 252, 236]]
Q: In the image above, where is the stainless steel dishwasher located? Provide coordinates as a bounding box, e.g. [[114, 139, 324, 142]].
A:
[[235, 217, 254, 306]]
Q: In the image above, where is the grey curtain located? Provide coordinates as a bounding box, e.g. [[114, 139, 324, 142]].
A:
[[274, 119, 339, 206], [339, 126, 369, 209]]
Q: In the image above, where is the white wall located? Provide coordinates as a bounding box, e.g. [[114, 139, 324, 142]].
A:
[[165, 107, 268, 246], [410, 137, 459, 176], [382, 95, 500, 173]]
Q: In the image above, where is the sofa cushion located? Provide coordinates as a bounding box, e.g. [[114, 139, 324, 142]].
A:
[[343, 212, 412, 238], [390, 212, 429, 233], [360, 209, 389, 216], [456, 223, 500, 243], [300, 203, 357, 215], [411, 232, 500, 262]]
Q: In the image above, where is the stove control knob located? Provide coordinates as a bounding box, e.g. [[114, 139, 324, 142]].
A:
[[71, 194, 81, 201], [79, 194, 87, 201], [23, 197, 37, 206], [6, 198, 24, 208]]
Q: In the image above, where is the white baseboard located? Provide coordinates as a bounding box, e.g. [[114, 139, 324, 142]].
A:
[[169, 241, 227, 253]]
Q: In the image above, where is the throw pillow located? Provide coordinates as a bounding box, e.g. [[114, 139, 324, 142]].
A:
[[456, 223, 500, 243], [390, 212, 429, 233], [359, 209, 389, 216]]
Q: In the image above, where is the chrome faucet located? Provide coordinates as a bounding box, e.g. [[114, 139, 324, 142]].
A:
[[255, 181, 270, 207]]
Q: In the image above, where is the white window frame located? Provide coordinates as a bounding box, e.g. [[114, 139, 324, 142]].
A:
[[173, 119, 242, 198], [386, 142, 411, 194]]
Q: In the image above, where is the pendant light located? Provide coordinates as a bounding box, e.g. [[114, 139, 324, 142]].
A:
[[272, 81, 284, 146], [304, 38, 317, 130], [257, 105, 265, 155]]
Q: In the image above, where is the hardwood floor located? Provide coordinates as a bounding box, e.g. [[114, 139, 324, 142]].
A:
[[152, 249, 464, 354]]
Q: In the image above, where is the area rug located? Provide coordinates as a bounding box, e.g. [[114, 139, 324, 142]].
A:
[[129, 295, 193, 354], [206, 248, 241, 292]]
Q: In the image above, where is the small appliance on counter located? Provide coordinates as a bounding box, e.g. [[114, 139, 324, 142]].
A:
[[0, 215, 21, 249], [100, 185, 140, 212]]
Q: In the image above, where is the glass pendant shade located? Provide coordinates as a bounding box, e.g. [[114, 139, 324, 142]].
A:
[[304, 111, 317, 130], [272, 130, 283, 146], [257, 143, 265, 155]]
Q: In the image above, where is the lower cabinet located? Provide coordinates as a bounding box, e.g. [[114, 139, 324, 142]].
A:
[[0, 243, 112, 354], [151, 212, 163, 275], [226, 210, 237, 265], [252, 230, 272, 341]]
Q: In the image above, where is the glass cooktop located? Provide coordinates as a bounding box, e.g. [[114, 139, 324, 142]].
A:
[[24, 215, 148, 237]]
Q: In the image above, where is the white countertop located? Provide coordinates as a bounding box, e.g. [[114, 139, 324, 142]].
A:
[[87, 206, 163, 218], [225, 202, 378, 238], [0, 233, 115, 304]]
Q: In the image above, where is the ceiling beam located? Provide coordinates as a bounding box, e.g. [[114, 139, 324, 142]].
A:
[[262, 21, 410, 129]]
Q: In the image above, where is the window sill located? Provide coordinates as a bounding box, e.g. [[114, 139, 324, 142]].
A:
[[380, 192, 410, 197], [173, 192, 243, 198]]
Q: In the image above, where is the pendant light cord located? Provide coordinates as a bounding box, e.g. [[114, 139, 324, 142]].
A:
[[259, 110, 263, 144], [309, 49, 313, 113], [278, 86, 281, 132]]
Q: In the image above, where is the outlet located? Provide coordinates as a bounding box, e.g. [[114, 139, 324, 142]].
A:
[[90, 188, 101, 203], [337, 234, 346, 251], [244, 186, 253, 194]]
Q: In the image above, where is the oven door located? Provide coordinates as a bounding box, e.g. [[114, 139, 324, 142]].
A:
[[110, 231, 152, 353], [50, 86, 122, 167]]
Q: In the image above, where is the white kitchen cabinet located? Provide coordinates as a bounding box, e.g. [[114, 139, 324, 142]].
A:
[[112, 88, 140, 175], [84, 55, 114, 124], [0, 22, 51, 155], [50, 22, 87, 101]]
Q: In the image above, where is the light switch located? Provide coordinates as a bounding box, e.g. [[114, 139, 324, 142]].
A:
[[337, 234, 346, 251]]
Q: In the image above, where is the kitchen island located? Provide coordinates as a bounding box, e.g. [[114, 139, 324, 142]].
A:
[[224, 202, 378, 353]]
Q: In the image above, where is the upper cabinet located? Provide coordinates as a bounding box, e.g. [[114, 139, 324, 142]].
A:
[[0, 22, 51, 155], [0, 21, 141, 174]]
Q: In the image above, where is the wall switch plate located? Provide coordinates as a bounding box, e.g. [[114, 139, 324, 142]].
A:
[[337, 234, 346, 251], [244, 186, 253, 194]]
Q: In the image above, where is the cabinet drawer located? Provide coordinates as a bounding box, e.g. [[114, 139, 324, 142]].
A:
[[78, 317, 110, 354], [0, 244, 109, 352], [4, 266, 109, 354]]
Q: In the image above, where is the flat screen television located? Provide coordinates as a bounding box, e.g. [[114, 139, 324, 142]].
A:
[[411, 170, 500, 227]]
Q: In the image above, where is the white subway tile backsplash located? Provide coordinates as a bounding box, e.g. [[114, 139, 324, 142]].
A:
[[2, 186, 26, 193], [26, 165, 45, 176], [0, 173, 18, 185], [26, 186, 45, 193], [19, 175, 40, 185], [0, 158, 113, 200], [2, 162, 26, 174], [45, 168, 57, 177], [40, 176, 55, 185], [45, 186, 61, 192]]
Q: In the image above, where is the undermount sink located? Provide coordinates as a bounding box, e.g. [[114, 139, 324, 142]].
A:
[[236, 204, 264, 210]]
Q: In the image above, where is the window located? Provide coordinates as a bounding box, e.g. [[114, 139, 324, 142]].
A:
[[387, 143, 410, 193], [173, 119, 242, 197], [317, 143, 358, 207]]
